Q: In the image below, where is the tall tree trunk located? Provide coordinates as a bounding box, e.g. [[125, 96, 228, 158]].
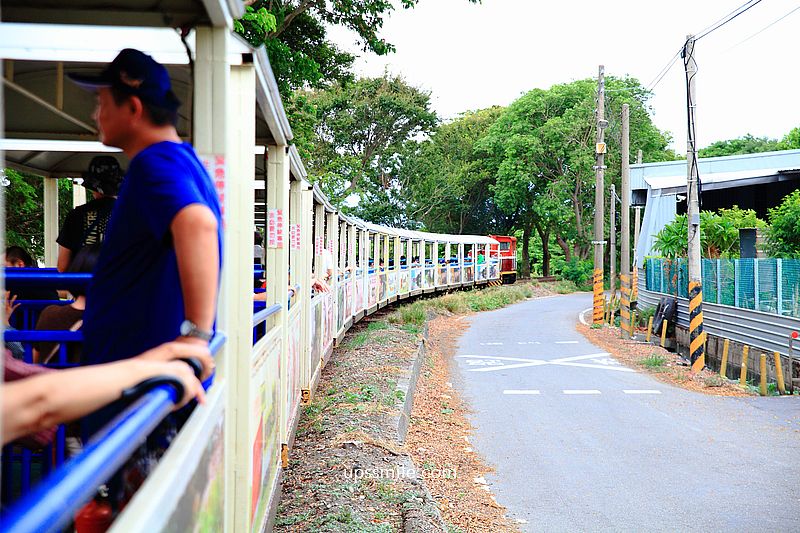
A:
[[520, 222, 533, 278], [556, 235, 572, 263], [535, 223, 551, 277]]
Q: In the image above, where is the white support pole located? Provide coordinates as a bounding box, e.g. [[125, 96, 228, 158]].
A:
[[266, 141, 290, 465], [327, 211, 338, 285], [313, 203, 324, 280], [195, 26, 236, 532], [72, 182, 86, 208], [294, 182, 313, 391], [43, 178, 59, 266]]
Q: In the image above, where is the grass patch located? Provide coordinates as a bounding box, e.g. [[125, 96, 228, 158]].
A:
[[552, 279, 579, 294], [388, 282, 545, 326], [367, 320, 390, 332], [345, 331, 369, 349], [641, 353, 667, 369], [275, 511, 313, 526]]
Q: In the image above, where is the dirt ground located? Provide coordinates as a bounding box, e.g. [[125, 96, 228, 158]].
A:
[[275, 314, 440, 532], [578, 323, 755, 397]]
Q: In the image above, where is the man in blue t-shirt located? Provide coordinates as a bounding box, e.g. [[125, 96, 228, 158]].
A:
[[68, 49, 222, 365]]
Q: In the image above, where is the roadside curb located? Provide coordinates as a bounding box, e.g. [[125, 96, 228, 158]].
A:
[[395, 319, 429, 443], [391, 318, 448, 532]]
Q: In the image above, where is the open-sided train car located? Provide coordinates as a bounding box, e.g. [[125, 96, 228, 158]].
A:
[[0, 7, 503, 531]]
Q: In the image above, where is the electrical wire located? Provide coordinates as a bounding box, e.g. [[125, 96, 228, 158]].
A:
[[728, 4, 800, 49], [646, 49, 682, 92], [696, 0, 765, 40]]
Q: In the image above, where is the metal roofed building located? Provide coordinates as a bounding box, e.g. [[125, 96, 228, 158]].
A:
[[632, 148, 800, 265]]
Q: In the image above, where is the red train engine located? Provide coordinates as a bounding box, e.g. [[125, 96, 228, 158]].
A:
[[488, 235, 517, 284]]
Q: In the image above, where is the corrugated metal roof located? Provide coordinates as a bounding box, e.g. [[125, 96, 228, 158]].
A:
[[630, 148, 800, 196]]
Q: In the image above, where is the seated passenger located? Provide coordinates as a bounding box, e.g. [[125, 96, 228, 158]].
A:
[[254, 230, 264, 267], [4, 245, 59, 302], [32, 245, 100, 364], [1, 342, 213, 445], [3, 292, 25, 359]]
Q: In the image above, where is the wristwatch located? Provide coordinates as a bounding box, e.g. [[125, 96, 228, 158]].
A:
[[179, 319, 213, 342]]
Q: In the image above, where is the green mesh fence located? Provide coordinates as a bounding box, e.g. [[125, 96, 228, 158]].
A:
[[645, 257, 800, 318], [737, 259, 755, 310], [701, 259, 717, 304], [782, 260, 800, 318], [719, 259, 736, 306]]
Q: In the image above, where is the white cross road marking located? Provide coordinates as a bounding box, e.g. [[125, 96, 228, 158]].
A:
[[590, 357, 621, 366], [464, 359, 506, 366], [555, 341, 580, 344], [517, 341, 541, 345], [563, 390, 602, 395], [623, 390, 662, 394], [457, 352, 636, 373], [503, 390, 541, 395], [480, 342, 504, 346], [458, 355, 545, 363]]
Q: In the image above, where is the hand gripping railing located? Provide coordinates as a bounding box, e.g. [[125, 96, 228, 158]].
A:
[[0, 335, 226, 533]]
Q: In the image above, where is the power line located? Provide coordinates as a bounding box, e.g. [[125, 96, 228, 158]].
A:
[[694, 0, 758, 37], [646, 49, 682, 91], [696, 0, 765, 40], [729, 4, 800, 48]]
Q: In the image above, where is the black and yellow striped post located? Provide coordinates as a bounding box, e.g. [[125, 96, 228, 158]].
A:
[[593, 268, 604, 325], [619, 274, 631, 338], [689, 281, 705, 373]]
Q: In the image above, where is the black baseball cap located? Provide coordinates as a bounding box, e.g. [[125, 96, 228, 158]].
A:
[[68, 48, 180, 111], [83, 156, 123, 196]]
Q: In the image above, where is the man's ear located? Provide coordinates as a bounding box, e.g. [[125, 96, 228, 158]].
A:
[[129, 95, 145, 122]]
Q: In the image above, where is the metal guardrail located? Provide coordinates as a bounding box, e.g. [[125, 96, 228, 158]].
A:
[[637, 269, 800, 356], [1, 335, 226, 533]]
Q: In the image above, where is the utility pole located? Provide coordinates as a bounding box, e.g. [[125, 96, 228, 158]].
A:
[[620, 104, 631, 338], [632, 149, 642, 306], [592, 65, 607, 325], [610, 184, 616, 301], [685, 35, 705, 372]]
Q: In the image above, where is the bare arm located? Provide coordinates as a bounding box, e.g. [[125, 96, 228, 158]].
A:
[[2, 342, 213, 444], [56, 246, 73, 273], [171, 204, 220, 342]]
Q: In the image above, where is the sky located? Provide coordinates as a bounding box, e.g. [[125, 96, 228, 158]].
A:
[[327, 0, 800, 154]]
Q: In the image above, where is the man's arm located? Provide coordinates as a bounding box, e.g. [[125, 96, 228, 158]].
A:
[[56, 246, 73, 273], [171, 204, 219, 343]]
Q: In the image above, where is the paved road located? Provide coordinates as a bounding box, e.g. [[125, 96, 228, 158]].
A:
[[452, 292, 800, 532]]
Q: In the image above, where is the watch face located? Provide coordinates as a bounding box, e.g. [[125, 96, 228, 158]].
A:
[[180, 320, 194, 336]]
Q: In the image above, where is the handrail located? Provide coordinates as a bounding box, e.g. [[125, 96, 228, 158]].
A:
[[1, 334, 226, 533], [5, 270, 92, 291], [4, 330, 83, 342], [253, 304, 281, 326]]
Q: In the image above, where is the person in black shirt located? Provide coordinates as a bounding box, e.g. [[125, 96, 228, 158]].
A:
[[56, 155, 123, 272]]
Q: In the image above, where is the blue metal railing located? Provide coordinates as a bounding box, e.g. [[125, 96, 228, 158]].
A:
[[1, 335, 225, 533], [5, 269, 91, 292]]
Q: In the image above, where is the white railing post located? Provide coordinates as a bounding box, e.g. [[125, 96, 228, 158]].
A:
[[716, 259, 721, 304]]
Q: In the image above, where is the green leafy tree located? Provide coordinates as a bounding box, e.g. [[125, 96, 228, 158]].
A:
[[766, 189, 800, 258], [698, 134, 781, 158], [652, 207, 766, 259], [303, 75, 437, 223], [477, 76, 675, 276], [400, 107, 512, 234], [3, 168, 73, 261], [779, 126, 800, 150]]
